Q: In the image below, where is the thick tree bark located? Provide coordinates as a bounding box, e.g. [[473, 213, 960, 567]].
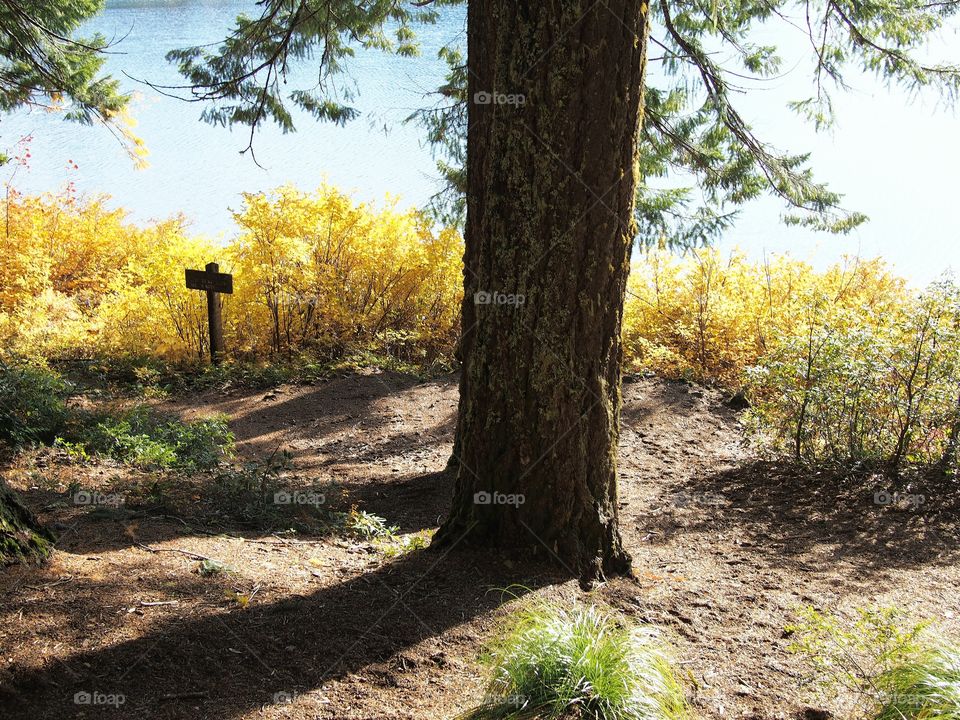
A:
[[1, 481, 53, 564], [434, 0, 649, 586]]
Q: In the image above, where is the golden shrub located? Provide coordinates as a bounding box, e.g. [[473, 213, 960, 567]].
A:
[[622, 248, 909, 386], [0, 185, 462, 363]]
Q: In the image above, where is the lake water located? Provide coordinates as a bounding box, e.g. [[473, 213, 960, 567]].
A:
[[2, 0, 466, 239], [2, 0, 957, 284]]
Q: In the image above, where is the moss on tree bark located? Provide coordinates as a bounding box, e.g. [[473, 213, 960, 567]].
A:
[[434, 0, 649, 587], [1, 481, 54, 564]]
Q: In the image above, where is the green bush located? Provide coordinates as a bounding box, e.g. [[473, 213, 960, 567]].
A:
[[0, 358, 234, 471], [786, 605, 928, 702], [67, 407, 234, 470], [0, 359, 69, 446], [745, 280, 960, 472], [461, 602, 689, 720]]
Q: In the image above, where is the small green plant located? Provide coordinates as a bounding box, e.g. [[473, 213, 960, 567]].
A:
[[212, 450, 295, 525], [198, 558, 232, 576], [0, 359, 69, 446], [874, 646, 960, 719], [139, 478, 177, 512], [53, 437, 91, 463], [86, 411, 178, 466], [131, 365, 168, 398], [346, 507, 399, 540], [69, 407, 233, 470], [786, 605, 932, 718], [217, 450, 293, 493], [461, 601, 690, 720], [378, 529, 433, 557], [211, 450, 350, 533], [158, 414, 234, 469]]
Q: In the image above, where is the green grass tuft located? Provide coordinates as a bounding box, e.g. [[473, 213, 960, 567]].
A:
[[345, 507, 399, 540], [875, 647, 960, 720], [461, 602, 690, 720]]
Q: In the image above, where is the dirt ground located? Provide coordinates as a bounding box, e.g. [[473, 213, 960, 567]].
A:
[[1, 371, 958, 719]]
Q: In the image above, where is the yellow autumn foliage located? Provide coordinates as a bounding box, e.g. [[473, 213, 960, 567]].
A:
[[226, 186, 461, 360], [0, 183, 922, 390], [4, 184, 958, 470], [622, 248, 910, 385], [0, 184, 462, 364]]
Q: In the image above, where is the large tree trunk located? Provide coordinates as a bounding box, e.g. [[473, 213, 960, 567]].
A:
[[1, 481, 53, 564], [434, 0, 649, 586]]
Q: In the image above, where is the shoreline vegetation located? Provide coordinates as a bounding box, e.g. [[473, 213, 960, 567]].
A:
[[2, 182, 959, 474]]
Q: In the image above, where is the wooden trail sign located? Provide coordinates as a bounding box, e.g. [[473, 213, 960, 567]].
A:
[[185, 262, 233, 364], [185, 266, 233, 294]]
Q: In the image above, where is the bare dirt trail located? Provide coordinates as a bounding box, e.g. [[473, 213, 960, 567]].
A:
[[2, 372, 958, 719]]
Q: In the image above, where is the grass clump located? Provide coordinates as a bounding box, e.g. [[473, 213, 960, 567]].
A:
[[787, 604, 960, 719], [462, 601, 689, 720], [875, 647, 960, 720]]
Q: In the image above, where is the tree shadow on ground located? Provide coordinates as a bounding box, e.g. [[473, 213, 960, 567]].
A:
[[658, 459, 960, 575], [346, 469, 452, 532], [15, 466, 454, 556], [1, 544, 561, 719], [297, 413, 455, 470], [172, 372, 457, 460]]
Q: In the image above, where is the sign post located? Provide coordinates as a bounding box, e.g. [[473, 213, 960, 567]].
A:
[[185, 262, 233, 364]]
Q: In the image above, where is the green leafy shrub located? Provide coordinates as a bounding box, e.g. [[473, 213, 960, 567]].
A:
[[158, 414, 234, 469], [211, 451, 358, 534], [0, 359, 69, 446], [53, 437, 91, 462], [461, 602, 689, 720], [83, 411, 177, 467], [745, 280, 960, 472], [67, 407, 233, 470], [346, 507, 399, 540], [786, 605, 942, 719], [211, 451, 293, 524], [0, 359, 233, 471]]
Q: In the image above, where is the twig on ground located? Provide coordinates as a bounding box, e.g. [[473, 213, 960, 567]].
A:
[[24, 575, 74, 590], [157, 691, 209, 701], [134, 542, 212, 561]]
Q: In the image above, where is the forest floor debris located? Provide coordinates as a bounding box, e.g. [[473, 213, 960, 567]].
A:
[[2, 372, 958, 719]]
